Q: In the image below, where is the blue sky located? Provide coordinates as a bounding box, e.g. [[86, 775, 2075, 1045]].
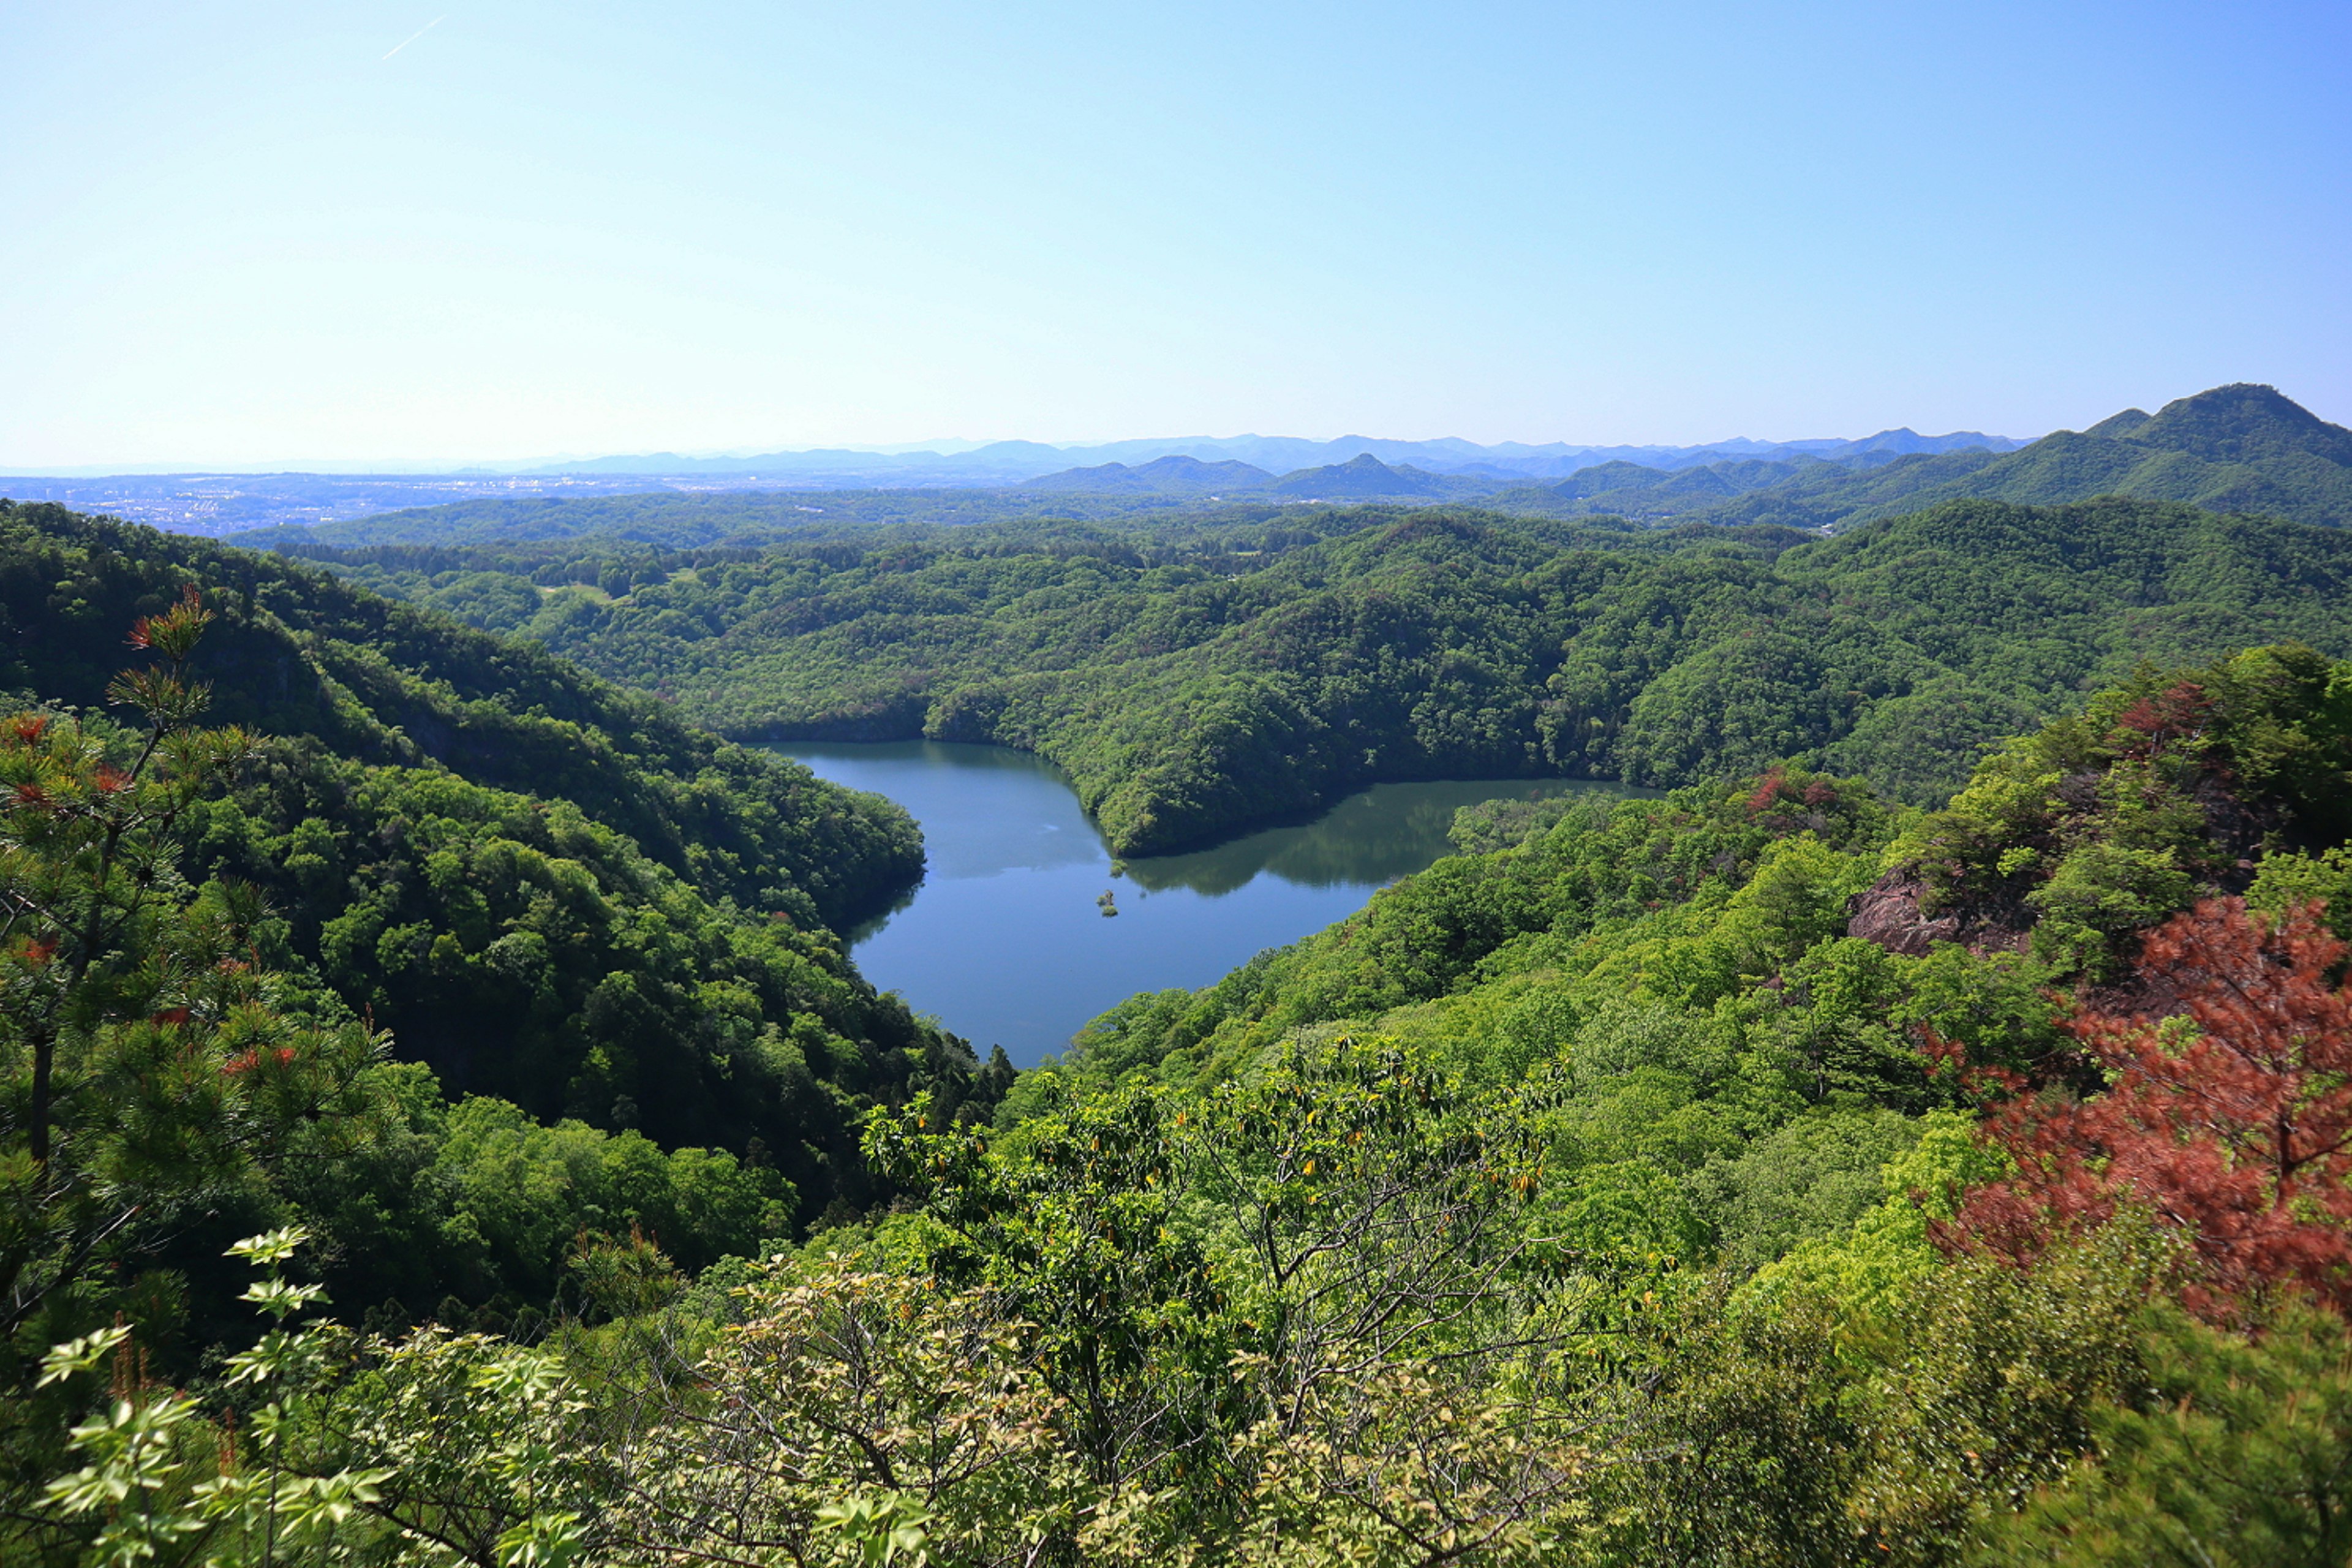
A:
[[2, 1, 2346, 467]]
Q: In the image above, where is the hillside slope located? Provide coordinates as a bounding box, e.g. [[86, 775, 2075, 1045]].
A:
[[0, 500, 982, 1221], [0, 502, 920, 927]]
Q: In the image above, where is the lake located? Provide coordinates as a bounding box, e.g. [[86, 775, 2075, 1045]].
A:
[[772, 741, 1640, 1066]]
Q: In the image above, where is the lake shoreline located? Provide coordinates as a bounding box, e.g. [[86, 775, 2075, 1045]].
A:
[[768, 739, 1650, 1065]]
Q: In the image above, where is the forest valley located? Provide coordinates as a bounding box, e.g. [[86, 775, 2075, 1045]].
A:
[[288, 491, 2352, 853], [7, 490, 2352, 1566]]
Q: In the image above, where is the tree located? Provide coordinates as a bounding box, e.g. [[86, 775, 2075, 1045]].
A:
[[1973, 1302, 2352, 1568], [865, 1038, 1609, 1565], [1948, 897, 2352, 1317], [0, 590, 380, 1350], [0, 594, 390, 1562], [600, 1259, 1083, 1567]]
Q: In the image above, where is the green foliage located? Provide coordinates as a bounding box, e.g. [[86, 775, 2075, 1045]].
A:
[[181, 746, 939, 1191], [605, 1259, 1089, 1565], [2247, 842, 2352, 941], [0, 618, 382, 1431], [1447, 791, 1589, 854], [1974, 1303, 2352, 1567], [865, 1036, 1605, 1559], [421, 1093, 790, 1306], [1056, 766, 1898, 1091], [1745, 1112, 2013, 1320], [1697, 1108, 1926, 1271], [15, 491, 2352, 1563], [2023, 843, 2199, 975]]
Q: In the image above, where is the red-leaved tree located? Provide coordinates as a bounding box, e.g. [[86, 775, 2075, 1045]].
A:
[[1945, 897, 2352, 1319]]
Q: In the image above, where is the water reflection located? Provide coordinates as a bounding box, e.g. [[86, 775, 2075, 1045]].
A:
[[1121, 778, 1631, 895], [769, 740, 1648, 1065], [778, 741, 1104, 879]]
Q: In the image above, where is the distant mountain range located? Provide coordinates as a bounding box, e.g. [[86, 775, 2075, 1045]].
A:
[[511, 426, 2024, 487], [1005, 386, 2352, 531], [1027, 456, 1278, 496], [1, 425, 2029, 536], [15, 385, 2348, 541]]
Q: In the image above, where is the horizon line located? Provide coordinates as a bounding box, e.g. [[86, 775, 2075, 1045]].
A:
[[0, 424, 2034, 480]]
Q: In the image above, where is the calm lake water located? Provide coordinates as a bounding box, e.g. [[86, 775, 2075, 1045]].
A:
[[773, 741, 1639, 1066]]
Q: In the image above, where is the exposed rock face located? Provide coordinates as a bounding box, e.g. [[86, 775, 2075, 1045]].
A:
[[1845, 763, 2276, 967], [1846, 873, 1962, 957]]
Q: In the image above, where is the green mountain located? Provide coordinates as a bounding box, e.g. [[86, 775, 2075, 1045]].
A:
[[1499, 383, 2352, 530], [1492, 448, 2008, 524], [1863, 382, 2352, 527], [13, 492, 2352, 1558]]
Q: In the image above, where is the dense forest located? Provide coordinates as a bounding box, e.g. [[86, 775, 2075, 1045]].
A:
[[0, 500, 1012, 1332], [10, 558, 2352, 1561], [279, 494, 2352, 853], [12, 413, 2352, 1561]]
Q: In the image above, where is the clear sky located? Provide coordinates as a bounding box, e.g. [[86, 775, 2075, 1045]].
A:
[[3, 1, 2346, 468]]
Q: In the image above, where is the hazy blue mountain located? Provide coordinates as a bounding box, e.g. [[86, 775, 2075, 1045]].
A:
[[1027, 455, 1275, 494], [1819, 426, 2021, 458], [1257, 454, 1474, 499], [496, 427, 2029, 485], [214, 383, 2347, 560], [10, 425, 2034, 535]]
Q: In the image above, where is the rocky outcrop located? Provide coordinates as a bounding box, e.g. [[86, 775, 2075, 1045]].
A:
[[1845, 872, 1963, 956]]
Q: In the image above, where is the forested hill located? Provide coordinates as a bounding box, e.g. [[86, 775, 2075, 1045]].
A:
[[12, 585, 2352, 1554], [0, 500, 998, 1275], [1502, 382, 2352, 530], [1894, 381, 2352, 527], [301, 495, 2352, 854], [0, 500, 918, 927]]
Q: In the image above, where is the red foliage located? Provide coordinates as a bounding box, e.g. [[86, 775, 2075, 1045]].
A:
[[9, 715, 48, 746], [1745, 766, 1790, 815], [1945, 898, 2352, 1318], [220, 1045, 300, 1077], [2111, 677, 2212, 753], [126, 586, 205, 652]]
